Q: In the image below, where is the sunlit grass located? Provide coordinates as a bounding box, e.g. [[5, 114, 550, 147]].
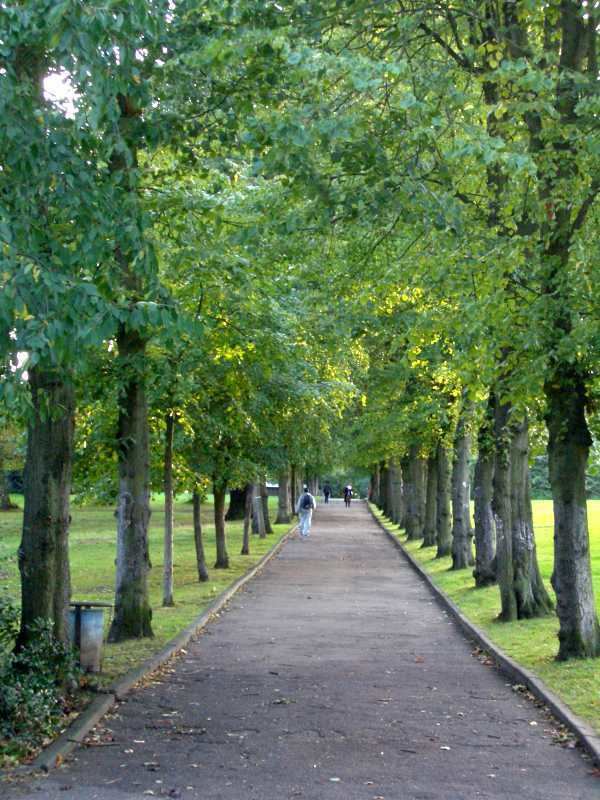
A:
[[0, 496, 290, 682], [372, 500, 600, 734]]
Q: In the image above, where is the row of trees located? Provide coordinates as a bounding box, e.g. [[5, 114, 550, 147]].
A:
[[2, 2, 599, 666], [1, 2, 353, 648], [320, 1, 600, 660]]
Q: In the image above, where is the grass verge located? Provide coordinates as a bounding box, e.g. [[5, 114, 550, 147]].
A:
[[0, 496, 292, 764], [371, 499, 600, 735]]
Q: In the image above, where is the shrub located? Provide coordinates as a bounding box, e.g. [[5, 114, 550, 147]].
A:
[[0, 599, 81, 760]]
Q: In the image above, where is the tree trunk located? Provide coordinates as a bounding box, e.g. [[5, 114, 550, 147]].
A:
[[17, 368, 74, 648], [370, 464, 381, 507], [252, 482, 266, 538], [399, 455, 410, 529], [406, 447, 426, 540], [546, 373, 600, 658], [225, 487, 247, 521], [380, 461, 390, 518], [492, 398, 517, 621], [290, 464, 298, 513], [422, 451, 438, 548], [451, 414, 474, 569], [390, 460, 403, 525], [192, 490, 209, 581], [384, 462, 394, 519], [261, 479, 273, 534], [473, 400, 496, 587], [162, 412, 175, 607], [275, 469, 292, 524], [241, 483, 253, 555], [538, 4, 600, 659], [213, 479, 229, 568], [401, 455, 414, 535], [510, 417, 553, 618], [0, 452, 15, 511], [436, 444, 452, 558], [109, 328, 153, 642]]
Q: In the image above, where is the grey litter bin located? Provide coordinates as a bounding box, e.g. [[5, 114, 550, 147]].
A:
[[68, 601, 112, 673]]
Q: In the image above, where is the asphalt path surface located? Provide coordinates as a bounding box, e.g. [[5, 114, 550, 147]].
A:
[[3, 501, 598, 799]]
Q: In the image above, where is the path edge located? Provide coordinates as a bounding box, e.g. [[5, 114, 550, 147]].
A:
[[366, 502, 600, 767], [24, 525, 296, 774]]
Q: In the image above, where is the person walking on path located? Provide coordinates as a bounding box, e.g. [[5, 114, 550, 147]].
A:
[[323, 483, 332, 503], [296, 484, 316, 537], [343, 484, 353, 507]]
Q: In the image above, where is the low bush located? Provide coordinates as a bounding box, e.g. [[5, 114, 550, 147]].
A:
[[0, 597, 81, 763]]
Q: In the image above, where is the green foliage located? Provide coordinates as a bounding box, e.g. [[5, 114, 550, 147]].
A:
[[0, 603, 81, 760]]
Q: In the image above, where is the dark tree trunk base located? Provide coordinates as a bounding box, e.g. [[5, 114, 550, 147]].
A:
[[109, 328, 154, 643], [436, 444, 452, 558], [17, 368, 74, 648], [546, 370, 600, 659], [193, 490, 209, 582], [225, 487, 247, 521]]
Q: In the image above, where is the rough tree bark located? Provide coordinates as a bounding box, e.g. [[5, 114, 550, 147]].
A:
[[225, 487, 247, 521], [405, 447, 427, 541], [162, 412, 175, 607], [108, 87, 154, 642], [109, 327, 153, 641], [14, 50, 73, 647], [252, 482, 266, 538], [492, 398, 516, 621], [539, 4, 600, 657], [451, 411, 474, 570], [436, 443, 452, 558], [371, 463, 381, 508], [379, 461, 390, 518], [390, 459, 403, 525], [546, 373, 599, 656], [473, 397, 496, 587], [0, 448, 15, 510], [261, 479, 273, 534], [192, 490, 209, 582], [241, 483, 253, 555], [17, 368, 74, 648], [422, 451, 438, 548], [275, 469, 292, 524], [400, 455, 410, 529], [510, 417, 553, 618], [290, 464, 298, 513], [213, 479, 229, 568], [384, 462, 395, 519]]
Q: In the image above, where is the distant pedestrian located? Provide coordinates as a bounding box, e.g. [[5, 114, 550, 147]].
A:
[[323, 483, 332, 504], [296, 484, 316, 537], [343, 484, 353, 508]]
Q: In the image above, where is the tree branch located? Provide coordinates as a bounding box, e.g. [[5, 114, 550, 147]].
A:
[[571, 179, 600, 235], [418, 21, 479, 73]]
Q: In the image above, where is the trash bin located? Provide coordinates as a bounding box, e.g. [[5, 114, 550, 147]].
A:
[[68, 601, 112, 673]]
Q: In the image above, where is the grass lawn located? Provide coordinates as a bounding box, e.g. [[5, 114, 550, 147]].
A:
[[0, 495, 291, 683], [372, 500, 600, 735]]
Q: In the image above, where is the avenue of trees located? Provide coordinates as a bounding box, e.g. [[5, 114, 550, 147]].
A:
[[1, 0, 599, 697]]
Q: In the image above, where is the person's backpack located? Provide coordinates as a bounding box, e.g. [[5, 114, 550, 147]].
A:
[[301, 493, 312, 510]]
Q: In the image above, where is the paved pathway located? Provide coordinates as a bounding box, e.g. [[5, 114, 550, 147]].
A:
[[4, 502, 597, 800]]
